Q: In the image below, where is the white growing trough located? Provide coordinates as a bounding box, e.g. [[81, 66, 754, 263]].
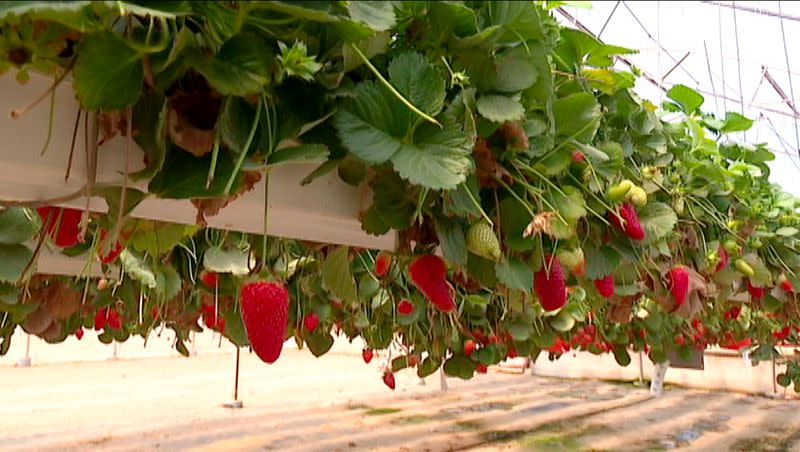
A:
[[0, 74, 395, 275]]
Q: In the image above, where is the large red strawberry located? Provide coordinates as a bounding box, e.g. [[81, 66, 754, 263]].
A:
[[609, 203, 645, 241], [375, 252, 392, 278], [37, 206, 83, 248], [362, 348, 373, 364], [534, 255, 567, 311], [668, 266, 690, 307], [241, 281, 289, 364], [382, 371, 396, 390], [746, 279, 766, 301], [593, 274, 615, 298], [409, 254, 456, 312]]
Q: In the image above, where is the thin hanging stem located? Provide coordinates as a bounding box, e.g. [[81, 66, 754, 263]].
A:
[[223, 99, 262, 195], [349, 44, 441, 128], [39, 89, 56, 156], [11, 59, 75, 119]]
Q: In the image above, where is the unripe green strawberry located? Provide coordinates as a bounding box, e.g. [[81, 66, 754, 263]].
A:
[[672, 196, 685, 215], [734, 259, 755, 278], [627, 186, 647, 207], [467, 222, 501, 261], [557, 247, 584, 273], [724, 239, 741, 254], [606, 179, 634, 202]]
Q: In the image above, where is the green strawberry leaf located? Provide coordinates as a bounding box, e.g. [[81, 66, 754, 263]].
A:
[[187, 33, 275, 96], [435, 217, 468, 268], [390, 124, 473, 190], [495, 257, 534, 292], [0, 1, 102, 31], [417, 356, 442, 378], [130, 221, 199, 256], [0, 244, 32, 283], [307, 331, 335, 357], [666, 84, 704, 114], [321, 246, 357, 305], [443, 354, 475, 380], [73, 32, 144, 110], [585, 246, 622, 280], [493, 47, 538, 92], [639, 202, 677, 242], [549, 186, 587, 221], [476, 95, 526, 122], [0, 208, 39, 244], [267, 144, 329, 168], [553, 92, 601, 143]]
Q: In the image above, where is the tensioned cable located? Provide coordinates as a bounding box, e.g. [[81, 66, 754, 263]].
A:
[[703, 41, 721, 113], [731, 1, 747, 140], [621, 1, 700, 85], [777, 1, 800, 159], [718, 3, 728, 112]]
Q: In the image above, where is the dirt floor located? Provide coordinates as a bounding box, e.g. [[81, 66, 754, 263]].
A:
[[2, 346, 800, 452]]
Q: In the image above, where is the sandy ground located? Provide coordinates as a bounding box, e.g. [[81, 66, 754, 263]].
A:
[[2, 345, 800, 452]]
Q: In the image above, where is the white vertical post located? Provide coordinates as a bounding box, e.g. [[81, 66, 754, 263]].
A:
[[650, 361, 669, 397], [16, 334, 31, 367], [439, 368, 448, 393]]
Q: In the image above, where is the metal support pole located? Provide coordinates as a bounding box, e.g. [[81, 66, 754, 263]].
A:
[[439, 368, 448, 393]]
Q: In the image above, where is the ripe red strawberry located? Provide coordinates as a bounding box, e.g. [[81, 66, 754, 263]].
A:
[[397, 299, 414, 315], [201, 270, 219, 288], [773, 326, 791, 341], [572, 150, 586, 162], [476, 364, 488, 374], [94, 308, 109, 330], [534, 255, 567, 311], [362, 348, 373, 364], [107, 308, 122, 330], [780, 276, 794, 293], [382, 372, 396, 390], [609, 203, 645, 241], [151, 306, 159, 320], [746, 279, 766, 301], [593, 274, 615, 298], [375, 251, 392, 278], [668, 266, 690, 307], [715, 246, 729, 273], [409, 255, 456, 312], [303, 312, 320, 332], [75, 327, 84, 340], [507, 347, 518, 359], [37, 206, 83, 248], [97, 228, 125, 264], [241, 281, 290, 364], [724, 305, 742, 321], [674, 334, 685, 346], [464, 339, 477, 357]]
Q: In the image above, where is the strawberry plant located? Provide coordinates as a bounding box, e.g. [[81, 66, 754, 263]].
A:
[[1, 1, 800, 392]]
